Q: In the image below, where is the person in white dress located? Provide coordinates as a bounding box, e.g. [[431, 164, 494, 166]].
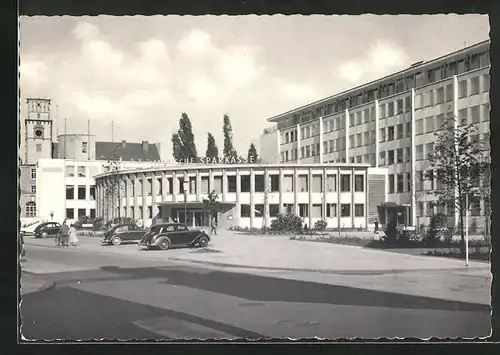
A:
[[68, 224, 79, 247]]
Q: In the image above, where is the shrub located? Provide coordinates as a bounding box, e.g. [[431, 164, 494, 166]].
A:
[[384, 220, 398, 244], [314, 219, 327, 231], [270, 212, 303, 234], [424, 214, 442, 247]]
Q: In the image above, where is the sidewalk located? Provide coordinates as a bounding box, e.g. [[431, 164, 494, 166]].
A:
[[172, 232, 490, 273], [20, 272, 55, 295]]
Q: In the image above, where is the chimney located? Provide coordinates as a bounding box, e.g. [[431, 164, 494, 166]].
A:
[[142, 140, 149, 152], [121, 140, 126, 149]]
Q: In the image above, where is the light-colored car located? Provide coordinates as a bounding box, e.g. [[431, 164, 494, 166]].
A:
[[20, 219, 48, 236]]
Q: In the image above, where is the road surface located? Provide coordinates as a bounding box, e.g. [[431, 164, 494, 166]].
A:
[[19, 236, 491, 340]]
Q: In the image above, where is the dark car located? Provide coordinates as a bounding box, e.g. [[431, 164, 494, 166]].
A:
[[101, 223, 148, 246], [34, 222, 62, 239], [138, 223, 210, 250]]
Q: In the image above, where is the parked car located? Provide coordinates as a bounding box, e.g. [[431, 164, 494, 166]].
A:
[[138, 223, 210, 250], [101, 223, 148, 246], [20, 219, 48, 236], [34, 222, 62, 239]]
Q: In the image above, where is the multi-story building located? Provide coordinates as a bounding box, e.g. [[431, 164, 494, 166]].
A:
[[36, 158, 165, 223], [260, 40, 490, 229], [95, 163, 388, 230], [19, 96, 163, 220], [20, 98, 54, 219]]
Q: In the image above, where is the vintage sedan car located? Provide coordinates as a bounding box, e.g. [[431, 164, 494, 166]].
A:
[[138, 223, 210, 250], [34, 222, 62, 239], [101, 223, 148, 246]]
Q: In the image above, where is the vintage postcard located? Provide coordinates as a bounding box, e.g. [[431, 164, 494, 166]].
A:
[[18, 14, 491, 341]]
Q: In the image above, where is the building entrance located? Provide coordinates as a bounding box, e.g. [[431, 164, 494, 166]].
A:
[[175, 209, 213, 227]]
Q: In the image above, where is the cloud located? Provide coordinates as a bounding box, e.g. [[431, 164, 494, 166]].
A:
[[19, 59, 48, 89], [336, 40, 410, 85], [338, 61, 364, 83], [176, 29, 213, 55], [73, 22, 100, 40]]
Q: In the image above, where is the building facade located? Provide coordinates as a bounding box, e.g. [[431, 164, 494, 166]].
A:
[[36, 158, 166, 223], [95, 163, 388, 230], [260, 40, 490, 229]]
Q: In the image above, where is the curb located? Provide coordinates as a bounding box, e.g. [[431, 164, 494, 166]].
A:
[[168, 257, 488, 275], [20, 273, 56, 295]]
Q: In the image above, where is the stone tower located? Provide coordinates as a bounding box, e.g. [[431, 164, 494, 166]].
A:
[[24, 98, 53, 164]]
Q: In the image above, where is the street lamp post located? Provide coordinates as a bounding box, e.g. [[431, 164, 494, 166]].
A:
[[183, 177, 189, 225], [465, 194, 470, 267]]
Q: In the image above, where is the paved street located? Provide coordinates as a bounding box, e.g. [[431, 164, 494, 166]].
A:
[[19, 234, 491, 340]]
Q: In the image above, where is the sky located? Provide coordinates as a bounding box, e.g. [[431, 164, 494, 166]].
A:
[[19, 15, 489, 161]]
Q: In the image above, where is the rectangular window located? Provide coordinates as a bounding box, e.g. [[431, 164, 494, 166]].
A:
[[445, 83, 454, 102], [340, 175, 351, 192], [312, 204, 322, 218], [396, 148, 404, 164], [31, 168, 36, 179], [299, 204, 309, 218], [425, 116, 435, 133], [417, 202, 424, 217], [426, 202, 434, 217], [405, 147, 411, 162], [436, 114, 446, 129], [435, 87, 445, 104], [482, 73, 490, 92], [78, 186, 86, 200], [379, 151, 386, 166], [254, 204, 264, 218], [240, 205, 251, 218], [389, 174, 395, 194], [89, 185, 96, 200], [379, 128, 386, 142], [371, 107, 376, 121], [406, 172, 412, 192], [387, 102, 394, 117], [396, 124, 403, 139], [458, 80, 467, 98], [379, 104, 386, 118], [387, 150, 394, 165], [396, 99, 404, 114], [36, 144, 42, 152], [363, 132, 370, 146], [148, 206, 153, 219], [470, 105, 480, 124], [406, 122, 411, 137], [356, 133, 362, 147], [327, 203, 337, 218], [354, 175, 364, 192], [283, 174, 294, 192], [30, 185, 36, 193], [397, 174, 404, 193], [414, 94, 422, 109], [425, 143, 434, 160], [424, 91, 433, 107], [387, 126, 394, 141], [470, 76, 480, 95], [78, 208, 86, 218], [227, 175, 237, 193], [82, 141, 88, 154], [356, 155, 362, 163], [326, 174, 336, 192], [458, 108, 467, 125], [356, 112, 362, 126], [66, 186, 74, 199], [90, 208, 96, 219], [269, 204, 280, 217], [415, 119, 423, 135], [341, 204, 351, 217], [329, 139, 334, 153], [405, 96, 411, 112], [363, 108, 369, 124], [297, 175, 308, 192], [66, 208, 74, 219], [349, 113, 355, 127], [349, 135, 355, 149], [312, 175, 323, 192], [354, 204, 364, 217], [482, 103, 490, 121]]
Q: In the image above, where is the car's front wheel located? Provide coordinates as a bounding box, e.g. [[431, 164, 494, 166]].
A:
[[111, 236, 122, 246], [158, 238, 171, 250], [198, 236, 209, 248]]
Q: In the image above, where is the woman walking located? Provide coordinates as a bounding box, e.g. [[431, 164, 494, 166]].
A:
[[68, 224, 79, 247]]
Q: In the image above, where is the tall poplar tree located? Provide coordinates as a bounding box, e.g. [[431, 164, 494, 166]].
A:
[[171, 113, 198, 161], [223, 115, 238, 160], [247, 142, 258, 163], [206, 133, 219, 160]]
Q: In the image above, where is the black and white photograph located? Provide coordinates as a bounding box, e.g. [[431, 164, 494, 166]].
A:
[[18, 14, 491, 341]]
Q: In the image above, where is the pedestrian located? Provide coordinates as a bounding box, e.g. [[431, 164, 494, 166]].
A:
[[58, 219, 70, 247], [210, 216, 218, 235], [374, 220, 379, 233], [68, 223, 79, 247]]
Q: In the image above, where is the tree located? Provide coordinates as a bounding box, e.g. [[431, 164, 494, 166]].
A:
[[205, 133, 219, 160], [223, 115, 238, 160], [202, 190, 219, 219], [247, 142, 258, 163], [425, 116, 489, 254], [102, 159, 122, 222], [171, 113, 198, 161]]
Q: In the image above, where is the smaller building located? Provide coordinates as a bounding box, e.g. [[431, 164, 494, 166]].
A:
[[95, 163, 388, 230], [36, 158, 166, 223]]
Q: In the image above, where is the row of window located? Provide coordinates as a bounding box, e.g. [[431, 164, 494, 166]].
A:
[[66, 185, 96, 200], [379, 123, 411, 143], [276, 50, 490, 131], [241, 203, 365, 218], [66, 208, 96, 220], [379, 147, 412, 166], [416, 197, 486, 218], [115, 173, 366, 196]]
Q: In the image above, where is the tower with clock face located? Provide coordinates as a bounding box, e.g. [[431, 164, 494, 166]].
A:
[[24, 98, 53, 164]]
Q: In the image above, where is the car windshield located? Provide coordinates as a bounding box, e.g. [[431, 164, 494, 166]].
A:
[[34, 224, 47, 232], [150, 226, 163, 234]]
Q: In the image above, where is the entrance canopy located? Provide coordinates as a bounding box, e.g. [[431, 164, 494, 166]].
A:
[[377, 202, 412, 226]]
